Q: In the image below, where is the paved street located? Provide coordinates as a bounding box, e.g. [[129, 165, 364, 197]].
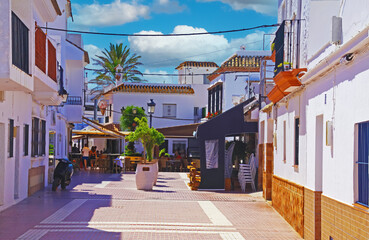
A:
[[0, 171, 301, 240]]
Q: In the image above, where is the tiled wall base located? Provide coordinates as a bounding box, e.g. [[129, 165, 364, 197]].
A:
[[258, 144, 264, 191], [272, 175, 304, 237], [262, 143, 273, 200], [304, 188, 322, 240], [28, 166, 45, 196], [321, 195, 369, 240]]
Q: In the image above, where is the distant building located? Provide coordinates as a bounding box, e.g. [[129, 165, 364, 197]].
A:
[[206, 47, 271, 115], [175, 61, 218, 85]]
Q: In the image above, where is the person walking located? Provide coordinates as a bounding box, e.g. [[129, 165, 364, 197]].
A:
[[81, 144, 90, 170], [89, 146, 97, 169]]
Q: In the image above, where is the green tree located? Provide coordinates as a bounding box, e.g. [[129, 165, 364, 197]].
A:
[[89, 43, 143, 94], [126, 117, 164, 163], [120, 106, 146, 155]]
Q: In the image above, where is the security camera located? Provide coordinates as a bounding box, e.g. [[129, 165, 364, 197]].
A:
[[340, 53, 354, 64]]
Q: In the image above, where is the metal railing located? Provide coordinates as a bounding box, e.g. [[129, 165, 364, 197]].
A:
[[65, 96, 82, 105]]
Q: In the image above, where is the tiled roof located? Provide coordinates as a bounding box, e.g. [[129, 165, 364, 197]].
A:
[[208, 51, 270, 81], [208, 66, 261, 81], [175, 61, 218, 70], [103, 83, 195, 95]]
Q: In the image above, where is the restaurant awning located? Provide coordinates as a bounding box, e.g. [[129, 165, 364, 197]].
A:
[[72, 117, 130, 139], [156, 123, 201, 138]]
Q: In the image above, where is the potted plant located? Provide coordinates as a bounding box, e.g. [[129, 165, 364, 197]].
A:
[[126, 117, 164, 190], [120, 105, 146, 161]]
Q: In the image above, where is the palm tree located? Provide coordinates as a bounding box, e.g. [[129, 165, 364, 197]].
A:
[[89, 43, 143, 94]]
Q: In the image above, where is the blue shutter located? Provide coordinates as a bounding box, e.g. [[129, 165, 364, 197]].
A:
[[358, 122, 369, 206]]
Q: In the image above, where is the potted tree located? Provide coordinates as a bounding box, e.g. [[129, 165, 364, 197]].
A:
[[120, 105, 146, 164], [127, 117, 164, 190]]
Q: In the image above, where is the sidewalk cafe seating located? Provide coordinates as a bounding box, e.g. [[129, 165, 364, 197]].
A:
[[97, 154, 110, 173]]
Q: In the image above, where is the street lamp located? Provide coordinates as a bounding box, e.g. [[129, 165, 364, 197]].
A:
[[59, 88, 68, 102], [132, 107, 137, 115], [147, 99, 156, 128]]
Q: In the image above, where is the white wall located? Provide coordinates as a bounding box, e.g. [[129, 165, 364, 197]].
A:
[[178, 66, 217, 85], [108, 84, 209, 129]]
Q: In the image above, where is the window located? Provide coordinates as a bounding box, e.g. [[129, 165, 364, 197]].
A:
[[294, 118, 300, 165], [194, 107, 199, 116], [8, 119, 14, 158], [163, 104, 176, 118], [12, 12, 29, 74], [23, 124, 29, 156], [357, 122, 369, 206], [31, 118, 46, 157]]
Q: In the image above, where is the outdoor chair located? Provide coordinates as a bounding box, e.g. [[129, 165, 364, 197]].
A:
[[125, 158, 133, 172], [98, 155, 109, 173]]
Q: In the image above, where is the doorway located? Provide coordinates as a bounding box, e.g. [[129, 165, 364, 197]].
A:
[[0, 123, 5, 205], [14, 126, 20, 199], [314, 115, 324, 238]]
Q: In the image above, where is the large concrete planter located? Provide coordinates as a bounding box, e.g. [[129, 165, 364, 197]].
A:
[[135, 161, 158, 190]]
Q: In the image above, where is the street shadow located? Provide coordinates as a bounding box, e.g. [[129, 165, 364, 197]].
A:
[[1, 171, 126, 240]]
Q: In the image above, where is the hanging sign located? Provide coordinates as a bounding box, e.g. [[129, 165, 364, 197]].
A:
[[98, 100, 108, 115]]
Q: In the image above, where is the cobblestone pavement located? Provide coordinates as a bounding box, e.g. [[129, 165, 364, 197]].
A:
[[0, 171, 302, 240]]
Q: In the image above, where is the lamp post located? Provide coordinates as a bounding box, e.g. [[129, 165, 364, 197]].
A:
[[147, 99, 156, 128]]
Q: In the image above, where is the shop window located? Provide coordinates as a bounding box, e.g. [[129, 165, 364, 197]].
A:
[[23, 124, 29, 156], [163, 104, 176, 118], [12, 12, 29, 74], [8, 119, 14, 158], [357, 121, 369, 207], [294, 118, 300, 165]]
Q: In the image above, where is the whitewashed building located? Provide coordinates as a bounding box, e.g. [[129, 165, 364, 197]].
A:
[[0, 0, 87, 211], [259, 0, 369, 238], [176, 61, 218, 85], [207, 47, 270, 115]]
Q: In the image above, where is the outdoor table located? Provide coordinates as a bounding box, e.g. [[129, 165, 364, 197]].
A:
[[166, 159, 182, 172]]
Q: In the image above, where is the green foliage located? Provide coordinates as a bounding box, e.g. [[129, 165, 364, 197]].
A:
[[120, 105, 146, 131], [127, 117, 165, 162], [159, 148, 167, 158], [88, 43, 144, 94]]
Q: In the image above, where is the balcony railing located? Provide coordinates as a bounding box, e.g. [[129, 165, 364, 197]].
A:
[[65, 96, 82, 105]]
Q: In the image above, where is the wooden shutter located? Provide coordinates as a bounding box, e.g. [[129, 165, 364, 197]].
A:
[[48, 40, 57, 81], [35, 27, 46, 73]]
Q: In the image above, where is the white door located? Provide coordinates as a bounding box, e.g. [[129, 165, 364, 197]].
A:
[[14, 126, 20, 199], [0, 123, 5, 205]]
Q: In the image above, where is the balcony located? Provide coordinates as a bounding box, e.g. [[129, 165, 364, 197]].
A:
[[267, 85, 287, 104], [0, 12, 33, 91], [33, 0, 62, 22], [267, 20, 307, 104], [33, 27, 61, 105], [65, 96, 82, 105]]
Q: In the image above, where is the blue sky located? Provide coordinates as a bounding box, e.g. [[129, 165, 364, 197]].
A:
[[68, 0, 278, 83]]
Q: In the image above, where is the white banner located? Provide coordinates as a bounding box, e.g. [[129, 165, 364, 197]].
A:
[[205, 140, 219, 169]]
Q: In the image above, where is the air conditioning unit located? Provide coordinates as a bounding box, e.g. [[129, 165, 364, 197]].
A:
[[332, 16, 343, 45]]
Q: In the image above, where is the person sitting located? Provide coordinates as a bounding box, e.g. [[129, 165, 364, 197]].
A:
[[72, 144, 79, 153]]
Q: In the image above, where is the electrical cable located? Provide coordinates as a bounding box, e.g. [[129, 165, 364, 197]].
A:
[[84, 67, 261, 77], [109, 109, 197, 121], [40, 24, 279, 37]]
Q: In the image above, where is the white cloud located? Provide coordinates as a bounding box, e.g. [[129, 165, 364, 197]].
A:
[[84, 44, 103, 67], [143, 69, 176, 84], [129, 25, 229, 68], [129, 25, 270, 68], [198, 0, 277, 15], [152, 0, 187, 14], [73, 0, 150, 27]]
